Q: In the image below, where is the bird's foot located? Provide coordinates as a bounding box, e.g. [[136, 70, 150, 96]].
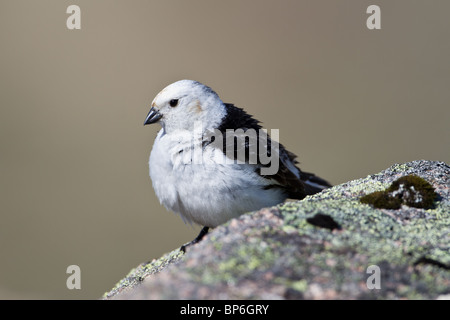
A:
[[180, 226, 210, 253]]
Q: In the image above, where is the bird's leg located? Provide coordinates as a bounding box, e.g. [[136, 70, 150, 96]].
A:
[[180, 226, 210, 253]]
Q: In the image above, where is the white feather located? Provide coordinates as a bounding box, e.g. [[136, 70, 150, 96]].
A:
[[149, 127, 285, 227]]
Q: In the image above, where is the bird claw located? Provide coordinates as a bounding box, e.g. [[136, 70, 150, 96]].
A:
[[179, 226, 210, 253]]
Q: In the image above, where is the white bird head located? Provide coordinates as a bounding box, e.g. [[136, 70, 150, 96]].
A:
[[144, 80, 226, 134]]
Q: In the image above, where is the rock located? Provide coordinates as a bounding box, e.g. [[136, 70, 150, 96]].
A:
[[103, 160, 449, 299]]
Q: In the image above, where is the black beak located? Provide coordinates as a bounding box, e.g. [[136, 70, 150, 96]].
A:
[[144, 107, 162, 125]]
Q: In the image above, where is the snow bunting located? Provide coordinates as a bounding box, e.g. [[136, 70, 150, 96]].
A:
[[144, 80, 331, 251]]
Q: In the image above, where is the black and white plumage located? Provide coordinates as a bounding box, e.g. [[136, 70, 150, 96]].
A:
[[144, 80, 331, 248]]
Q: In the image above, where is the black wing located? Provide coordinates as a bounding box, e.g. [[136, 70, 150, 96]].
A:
[[211, 103, 331, 200]]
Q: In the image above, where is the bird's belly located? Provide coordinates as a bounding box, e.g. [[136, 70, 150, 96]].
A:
[[150, 154, 285, 227]]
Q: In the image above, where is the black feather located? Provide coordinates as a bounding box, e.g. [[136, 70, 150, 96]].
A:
[[209, 103, 331, 200]]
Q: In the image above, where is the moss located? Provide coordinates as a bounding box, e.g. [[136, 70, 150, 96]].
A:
[[360, 191, 402, 209], [360, 175, 438, 209], [388, 175, 438, 209]]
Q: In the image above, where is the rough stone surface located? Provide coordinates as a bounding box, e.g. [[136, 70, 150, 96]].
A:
[[103, 160, 449, 300]]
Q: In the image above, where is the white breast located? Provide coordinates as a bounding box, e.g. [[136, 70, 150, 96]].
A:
[[149, 129, 286, 227]]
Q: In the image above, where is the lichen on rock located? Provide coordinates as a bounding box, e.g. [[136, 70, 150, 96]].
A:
[[104, 160, 450, 300]]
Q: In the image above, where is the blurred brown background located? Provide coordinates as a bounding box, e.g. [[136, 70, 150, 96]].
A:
[[0, 0, 449, 299]]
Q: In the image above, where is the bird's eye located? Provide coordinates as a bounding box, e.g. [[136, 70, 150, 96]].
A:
[[169, 99, 179, 107]]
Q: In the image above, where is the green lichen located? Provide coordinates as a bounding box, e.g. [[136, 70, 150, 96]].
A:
[[389, 163, 410, 174], [103, 248, 185, 299], [360, 175, 438, 209], [289, 279, 308, 292]]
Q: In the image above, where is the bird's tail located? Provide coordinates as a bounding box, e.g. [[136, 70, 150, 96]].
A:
[[300, 171, 332, 195]]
